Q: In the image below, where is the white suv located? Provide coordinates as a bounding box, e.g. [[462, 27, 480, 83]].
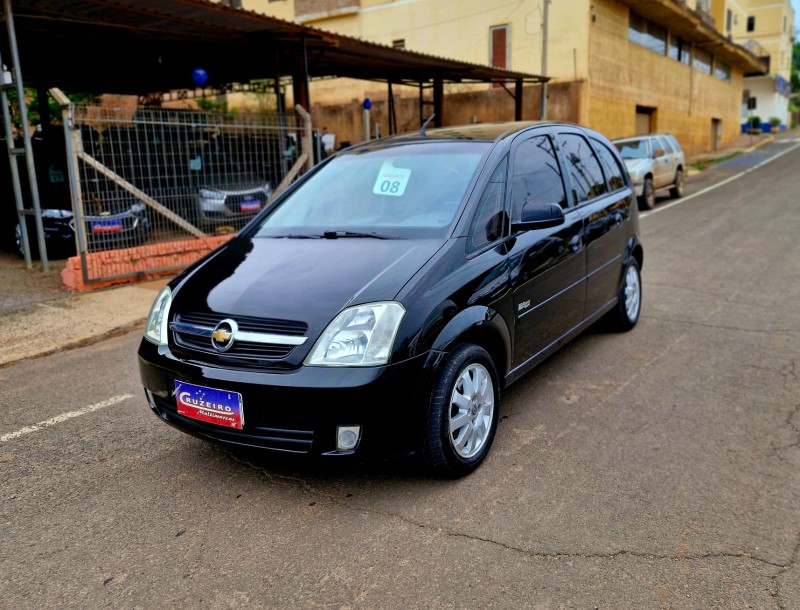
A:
[[612, 134, 685, 210]]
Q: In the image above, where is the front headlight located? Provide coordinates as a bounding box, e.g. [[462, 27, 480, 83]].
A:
[[305, 302, 406, 367], [199, 188, 224, 200], [144, 285, 172, 346]]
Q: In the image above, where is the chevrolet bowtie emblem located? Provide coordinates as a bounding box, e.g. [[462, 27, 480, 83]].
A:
[[210, 319, 238, 352], [211, 329, 232, 343]]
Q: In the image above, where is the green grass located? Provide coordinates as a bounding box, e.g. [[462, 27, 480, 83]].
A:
[[689, 151, 741, 173]]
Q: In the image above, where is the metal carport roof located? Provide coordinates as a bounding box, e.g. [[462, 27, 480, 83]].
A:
[[1, 0, 548, 95]]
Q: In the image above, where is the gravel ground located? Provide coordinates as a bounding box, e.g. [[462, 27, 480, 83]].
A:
[[0, 251, 70, 317]]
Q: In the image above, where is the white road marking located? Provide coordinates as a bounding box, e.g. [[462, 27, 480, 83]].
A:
[[640, 142, 800, 219], [1, 394, 134, 443]]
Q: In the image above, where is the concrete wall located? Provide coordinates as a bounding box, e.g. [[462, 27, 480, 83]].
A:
[[310, 81, 583, 148], [239, 0, 294, 20], [586, 0, 746, 157]]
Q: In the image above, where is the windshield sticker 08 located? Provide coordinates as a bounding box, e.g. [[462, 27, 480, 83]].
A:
[[372, 161, 411, 197]]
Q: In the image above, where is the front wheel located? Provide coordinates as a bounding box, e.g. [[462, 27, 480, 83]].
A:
[[422, 344, 500, 477], [638, 177, 655, 211]]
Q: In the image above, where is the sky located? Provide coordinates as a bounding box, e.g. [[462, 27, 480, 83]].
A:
[[794, 0, 800, 36]]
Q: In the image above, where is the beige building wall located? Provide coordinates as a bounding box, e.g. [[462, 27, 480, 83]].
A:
[[736, 0, 795, 80], [214, 0, 757, 156], [296, 0, 591, 104], [586, 1, 745, 156], [238, 0, 295, 20]]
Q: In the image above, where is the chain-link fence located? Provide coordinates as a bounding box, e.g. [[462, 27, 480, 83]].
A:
[[64, 104, 310, 284]]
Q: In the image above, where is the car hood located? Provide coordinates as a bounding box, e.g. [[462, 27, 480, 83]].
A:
[[172, 235, 445, 335], [622, 158, 652, 179]]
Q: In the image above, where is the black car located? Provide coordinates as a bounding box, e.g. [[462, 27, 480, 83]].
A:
[[2, 129, 150, 259], [138, 121, 643, 477]]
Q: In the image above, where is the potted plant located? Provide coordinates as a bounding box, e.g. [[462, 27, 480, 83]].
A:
[[769, 117, 781, 133], [747, 115, 762, 135]]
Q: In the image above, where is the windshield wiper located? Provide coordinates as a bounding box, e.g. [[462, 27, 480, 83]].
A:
[[322, 230, 403, 240], [268, 234, 323, 239]]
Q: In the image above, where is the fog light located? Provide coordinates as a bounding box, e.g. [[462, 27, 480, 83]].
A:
[[336, 425, 361, 452]]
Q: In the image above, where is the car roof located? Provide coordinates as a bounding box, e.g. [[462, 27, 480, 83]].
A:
[[613, 133, 675, 143], [344, 120, 590, 155]]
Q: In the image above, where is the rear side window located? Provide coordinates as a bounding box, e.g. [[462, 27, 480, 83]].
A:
[[558, 133, 608, 204], [511, 134, 567, 218], [667, 135, 682, 154], [469, 158, 509, 250], [591, 139, 626, 192]]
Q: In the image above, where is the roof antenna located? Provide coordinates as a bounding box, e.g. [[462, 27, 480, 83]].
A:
[[419, 113, 436, 136]]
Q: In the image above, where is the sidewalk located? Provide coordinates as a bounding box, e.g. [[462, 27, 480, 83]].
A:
[[0, 128, 795, 368], [0, 251, 166, 367], [686, 131, 774, 169]]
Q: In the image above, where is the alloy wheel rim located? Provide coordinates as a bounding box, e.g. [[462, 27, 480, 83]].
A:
[[449, 363, 494, 459], [676, 171, 684, 195], [646, 183, 655, 207], [624, 266, 641, 322]]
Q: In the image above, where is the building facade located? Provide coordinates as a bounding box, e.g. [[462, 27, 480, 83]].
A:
[[233, 0, 768, 156], [712, 0, 795, 131]]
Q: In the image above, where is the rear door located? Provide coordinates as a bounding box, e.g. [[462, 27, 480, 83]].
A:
[[554, 127, 631, 319], [506, 128, 585, 369], [652, 136, 672, 188]]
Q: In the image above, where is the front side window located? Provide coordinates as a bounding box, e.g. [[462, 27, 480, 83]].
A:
[[254, 142, 488, 239], [511, 134, 567, 218], [559, 133, 608, 204], [655, 137, 671, 155], [470, 158, 509, 250]]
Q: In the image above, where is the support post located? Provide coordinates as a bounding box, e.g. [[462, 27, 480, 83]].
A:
[[540, 0, 550, 120], [4, 0, 48, 271], [295, 104, 314, 173], [515, 80, 523, 121], [433, 78, 443, 127]]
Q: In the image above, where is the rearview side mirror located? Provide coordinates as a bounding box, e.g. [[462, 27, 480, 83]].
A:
[[511, 202, 565, 232]]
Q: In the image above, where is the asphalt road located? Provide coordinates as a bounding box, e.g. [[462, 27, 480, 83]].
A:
[[2, 140, 800, 609]]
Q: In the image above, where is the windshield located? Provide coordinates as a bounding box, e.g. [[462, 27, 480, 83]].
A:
[[253, 142, 488, 239], [614, 139, 650, 160]]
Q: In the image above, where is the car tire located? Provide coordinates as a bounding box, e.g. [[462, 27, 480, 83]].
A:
[[604, 258, 642, 332], [638, 177, 655, 211], [669, 168, 684, 199], [14, 222, 38, 259], [422, 343, 500, 477]]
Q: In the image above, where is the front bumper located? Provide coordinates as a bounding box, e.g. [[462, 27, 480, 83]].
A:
[[138, 339, 443, 458]]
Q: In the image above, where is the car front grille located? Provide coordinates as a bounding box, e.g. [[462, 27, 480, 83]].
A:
[[171, 311, 308, 364]]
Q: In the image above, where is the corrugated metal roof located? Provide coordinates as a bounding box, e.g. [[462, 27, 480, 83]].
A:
[[2, 0, 548, 94]]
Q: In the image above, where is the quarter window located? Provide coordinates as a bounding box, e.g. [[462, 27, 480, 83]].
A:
[[559, 134, 608, 204], [511, 135, 567, 218], [470, 158, 509, 250], [591, 139, 626, 192]]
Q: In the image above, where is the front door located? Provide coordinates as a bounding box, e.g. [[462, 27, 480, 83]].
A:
[[507, 130, 585, 370]]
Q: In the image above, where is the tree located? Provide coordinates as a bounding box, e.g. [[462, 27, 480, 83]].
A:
[[6, 88, 100, 134]]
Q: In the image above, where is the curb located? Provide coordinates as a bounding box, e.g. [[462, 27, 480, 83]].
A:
[[0, 317, 147, 369], [742, 135, 774, 153]]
